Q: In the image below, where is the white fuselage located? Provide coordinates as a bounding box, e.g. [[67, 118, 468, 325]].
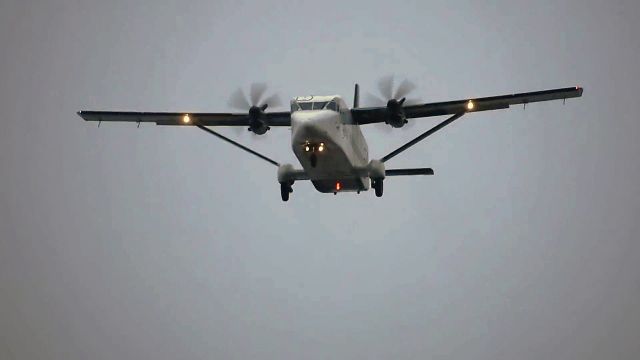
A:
[[289, 96, 370, 193]]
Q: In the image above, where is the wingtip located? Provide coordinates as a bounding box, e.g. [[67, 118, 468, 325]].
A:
[[77, 111, 91, 121]]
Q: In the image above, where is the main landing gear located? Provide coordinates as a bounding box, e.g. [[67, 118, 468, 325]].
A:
[[280, 181, 294, 202], [371, 178, 384, 197]]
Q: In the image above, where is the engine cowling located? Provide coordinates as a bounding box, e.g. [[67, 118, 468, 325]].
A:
[[386, 98, 408, 128], [248, 105, 270, 135]]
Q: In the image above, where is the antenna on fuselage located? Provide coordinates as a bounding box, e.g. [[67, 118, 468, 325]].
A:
[[353, 83, 360, 109]]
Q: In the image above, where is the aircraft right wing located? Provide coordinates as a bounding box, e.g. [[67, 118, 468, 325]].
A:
[[352, 86, 583, 124]]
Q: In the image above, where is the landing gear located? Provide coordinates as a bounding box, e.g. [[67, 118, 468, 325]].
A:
[[303, 142, 324, 168], [372, 178, 384, 197], [280, 181, 293, 202]]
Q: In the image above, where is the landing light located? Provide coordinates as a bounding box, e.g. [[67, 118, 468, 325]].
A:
[[466, 100, 475, 111], [304, 145, 310, 152], [183, 114, 191, 123], [318, 143, 325, 152]]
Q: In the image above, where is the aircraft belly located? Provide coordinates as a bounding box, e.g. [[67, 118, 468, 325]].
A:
[[292, 117, 367, 193], [307, 149, 365, 193]]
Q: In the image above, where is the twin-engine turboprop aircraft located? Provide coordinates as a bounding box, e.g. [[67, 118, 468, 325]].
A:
[[78, 79, 583, 201]]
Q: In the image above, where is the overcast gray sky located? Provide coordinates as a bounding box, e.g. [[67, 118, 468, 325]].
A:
[[1, 0, 639, 359]]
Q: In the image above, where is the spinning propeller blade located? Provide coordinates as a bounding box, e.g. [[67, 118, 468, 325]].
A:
[[228, 88, 251, 110], [366, 76, 421, 131], [227, 83, 282, 137]]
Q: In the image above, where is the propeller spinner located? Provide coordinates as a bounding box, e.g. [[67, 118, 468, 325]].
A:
[[228, 83, 282, 135], [367, 76, 420, 129]]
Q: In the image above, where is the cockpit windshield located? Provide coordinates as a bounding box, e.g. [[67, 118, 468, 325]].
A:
[[298, 102, 313, 111], [313, 101, 328, 110], [291, 99, 338, 112]]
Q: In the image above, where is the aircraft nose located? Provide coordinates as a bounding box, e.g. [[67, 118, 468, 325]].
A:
[[291, 111, 336, 139], [291, 110, 333, 123]]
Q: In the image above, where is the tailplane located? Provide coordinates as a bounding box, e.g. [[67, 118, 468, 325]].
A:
[[385, 168, 434, 176]]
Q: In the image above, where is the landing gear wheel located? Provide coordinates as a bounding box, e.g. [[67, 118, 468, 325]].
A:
[[280, 183, 291, 201], [280, 182, 293, 202], [372, 179, 384, 197]]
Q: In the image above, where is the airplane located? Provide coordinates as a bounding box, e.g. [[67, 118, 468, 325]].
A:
[[78, 79, 583, 201]]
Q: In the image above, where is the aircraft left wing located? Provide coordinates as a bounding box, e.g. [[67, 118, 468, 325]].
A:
[[352, 86, 583, 124], [77, 111, 292, 126]]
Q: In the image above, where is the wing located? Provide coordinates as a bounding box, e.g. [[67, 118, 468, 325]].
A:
[[352, 86, 583, 124], [77, 111, 291, 126]]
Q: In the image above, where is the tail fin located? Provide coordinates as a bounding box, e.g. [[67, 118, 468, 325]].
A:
[[353, 83, 360, 109]]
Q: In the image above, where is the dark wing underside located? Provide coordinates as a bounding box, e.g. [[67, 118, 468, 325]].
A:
[[352, 86, 583, 124], [77, 111, 291, 126]]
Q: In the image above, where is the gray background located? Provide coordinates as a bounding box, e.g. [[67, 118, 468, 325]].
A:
[[1, 0, 639, 359]]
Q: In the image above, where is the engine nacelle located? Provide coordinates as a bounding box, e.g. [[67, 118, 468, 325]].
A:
[[367, 159, 385, 180], [386, 98, 408, 128], [248, 105, 270, 135]]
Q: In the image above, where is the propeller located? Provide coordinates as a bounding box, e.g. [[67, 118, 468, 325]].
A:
[[365, 76, 421, 131], [227, 83, 282, 135], [367, 76, 420, 106], [228, 83, 283, 111]]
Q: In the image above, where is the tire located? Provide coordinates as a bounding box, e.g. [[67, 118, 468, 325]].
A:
[[280, 183, 290, 202], [373, 179, 383, 197]]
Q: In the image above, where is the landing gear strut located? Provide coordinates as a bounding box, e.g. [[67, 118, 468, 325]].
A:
[[310, 153, 317, 168], [372, 178, 384, 197], [280, 181, 293, 202]]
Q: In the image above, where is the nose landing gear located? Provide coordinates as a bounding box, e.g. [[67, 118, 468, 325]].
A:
[[304, 142, 324, 168], [310, 153, 317, 168]]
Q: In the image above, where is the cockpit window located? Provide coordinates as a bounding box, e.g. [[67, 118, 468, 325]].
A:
[[292, 100, 338, 112], [313, 101, 328, 110], [298, 102, 313, 110]]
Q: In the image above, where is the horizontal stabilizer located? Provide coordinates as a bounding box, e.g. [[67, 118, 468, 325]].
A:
[[386, 168, 434, 176]]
